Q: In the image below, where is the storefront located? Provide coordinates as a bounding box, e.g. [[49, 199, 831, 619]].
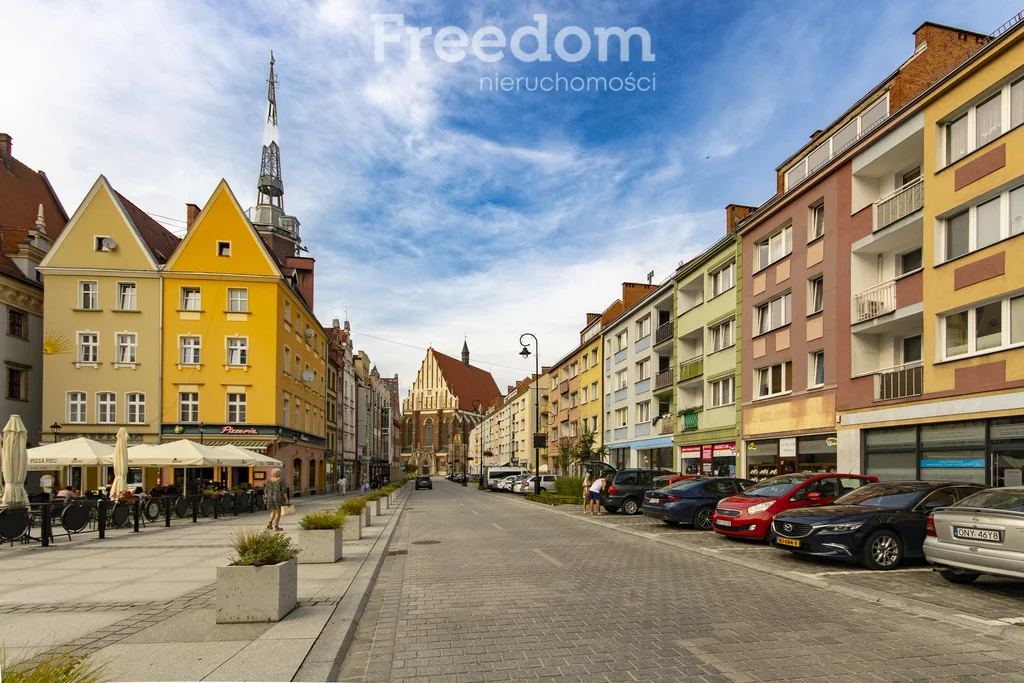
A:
[[637, 447, 673, 470], [864, 417, 1024, 485], [744, 434, 838, 482], [680, 442, 737, 476]]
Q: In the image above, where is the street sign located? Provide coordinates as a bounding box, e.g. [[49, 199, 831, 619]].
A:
[[533, 434, 547, 448]]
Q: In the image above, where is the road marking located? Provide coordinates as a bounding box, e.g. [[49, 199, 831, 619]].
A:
[[472, 510, 479, 515], [460, 503, 465, 506], [812, 567, 934, 576], [533, 548, 563, 567], [491, 522, 504, 530]]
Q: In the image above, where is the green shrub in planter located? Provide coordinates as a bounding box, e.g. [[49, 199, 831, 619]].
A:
[[340, 497, 367, 516], [525, 493, 584, 506], [229, 528, 300, 567], [555, 477, 584, 497], [299, 510, 346, 530], [2, 649, 106, 683]]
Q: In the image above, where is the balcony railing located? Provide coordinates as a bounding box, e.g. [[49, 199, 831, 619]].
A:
[[853, 280, 896, 323], [655, 322, 673, 345], [874, 362, 923, 401], [659, 415, 674, 435], [678, 357, 704, 382], [874, 177, 923, 231], [654, 368, 673, 391], [681, 411, 700, 431]]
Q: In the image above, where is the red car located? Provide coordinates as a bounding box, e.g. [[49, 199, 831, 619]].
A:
[[712, 473, 878, 541]]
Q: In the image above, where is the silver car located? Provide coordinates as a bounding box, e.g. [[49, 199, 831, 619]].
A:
[[924, 486, 1024, 583]]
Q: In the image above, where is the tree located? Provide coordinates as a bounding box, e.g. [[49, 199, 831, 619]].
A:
[[574, 421, 608, 475], [555, 436, 577, 475]]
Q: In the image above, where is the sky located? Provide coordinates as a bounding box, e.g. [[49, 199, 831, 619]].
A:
[[6, 0, 1022, 396]]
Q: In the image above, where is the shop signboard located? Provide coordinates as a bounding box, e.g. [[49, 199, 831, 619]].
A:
[[865, 428, 917, 448], [701, 445, 713, 461], [713, 442, 737, 457], [679, 445, 701, 457], [798, 435, 837, 454], [780, 438, 797, 458], [991, 423, 1024, 440], [920, 459, 986, 468], [1005, 469, 1024, 486], [701, 461, 713, 475], [746, 440, 778, 457]]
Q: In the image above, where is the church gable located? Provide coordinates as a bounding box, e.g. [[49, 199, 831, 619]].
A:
[[405, 349, 457, 412]]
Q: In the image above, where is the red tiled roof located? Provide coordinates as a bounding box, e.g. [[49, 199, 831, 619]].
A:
[[0, 227, 38, 288], [432, 350, 502, 411], [114, 192, 180, 264], [0, 150, 68, 239]]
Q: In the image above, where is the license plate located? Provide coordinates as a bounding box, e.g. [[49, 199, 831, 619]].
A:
[[952, 527, 1002, 543], [648, 499, 660, 505], [717, 519, 732, 527], [777, 537, 800, 548]]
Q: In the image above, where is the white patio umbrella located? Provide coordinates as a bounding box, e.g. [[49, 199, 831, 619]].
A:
[[1, 415, 29, 505], [124, 439, 232, 467], [108, 428, 129, 499], [213, 444, 283, 468], [26, 437, 113, 470]]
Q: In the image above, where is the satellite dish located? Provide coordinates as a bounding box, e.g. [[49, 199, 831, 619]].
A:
[[305, 328, 315, 339], [302, 370, 315, 382], [100, 237, 118, 251]]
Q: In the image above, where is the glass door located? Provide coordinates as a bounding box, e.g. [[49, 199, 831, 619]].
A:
[[991, 451, 1024, 487]]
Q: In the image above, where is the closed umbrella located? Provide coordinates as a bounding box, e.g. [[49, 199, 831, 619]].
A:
[[108, 428, 129, 499], [1, 415, 29, 505]]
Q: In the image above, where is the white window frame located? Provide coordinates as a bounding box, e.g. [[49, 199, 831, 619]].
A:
[[116, 332, 137, 365], [614, 408, 628, 428], [710, 376, 735, 408], [755, 225, 793, 271], [78, 332, 99, 364], [755, 360, 793, 400], [591, 381, 598, 399], [179, 392, 199, 423], [569, 361, 579, 378], [181, 287, 201, 311], [79, 281, 98, 310], [97, 392, 116, 424], [615, 369, 628, 391], [117, 282, 137, 311], [581, 385, 589, 403], [809, 350, 825, 388], [636, 400, 650, 424], [942, 77, 1024, 167], [809, 202, 825, 241], [636, 316, 651, 340], [755, 292, 792, 336], [283, 393, 290, 427], [67, 391, 87, 423], [709, 318, 735, 353], [227, 393, 247, 423], [709, 260, 736, 298], [226, 337, 248, 366], [808, 275, 824, 315], [636, 358, 651, 382], [581, 354, 589, 372], [940, 183, 1024, 263], [940, 294, 1024, 361], [615, 330, 628, 352], [227, 288, 248, 312], [126, 392, 146, 424], [591, 349, 598, 367], [180, 336, 201, 365], [570, 391, 578, 408]]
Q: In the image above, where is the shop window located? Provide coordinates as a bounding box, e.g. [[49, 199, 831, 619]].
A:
[[293, 459, 302, 491], [920, 421, 986, 485]]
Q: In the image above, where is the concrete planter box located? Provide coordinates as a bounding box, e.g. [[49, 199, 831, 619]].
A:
[[343, 513, 361, 540], [298, 528, 343, 564], [216, 558, 297, 624]]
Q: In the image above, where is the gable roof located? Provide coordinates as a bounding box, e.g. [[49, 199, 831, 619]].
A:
[[432, 349, 501, 411], [114, 192, 180, 264], [0, 146, 68, 238], [0, 227, 39, 289]]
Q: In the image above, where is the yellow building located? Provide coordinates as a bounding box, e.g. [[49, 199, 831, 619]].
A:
[[159, 180, 328, 494], [577, 317, 603, 451], [38, 176, 181, 491]]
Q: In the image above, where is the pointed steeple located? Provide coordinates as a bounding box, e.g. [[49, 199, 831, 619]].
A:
[[462, 339, 470, 367]]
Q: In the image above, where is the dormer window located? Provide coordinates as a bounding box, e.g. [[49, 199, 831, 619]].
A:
[[217, 241, 231, 257]]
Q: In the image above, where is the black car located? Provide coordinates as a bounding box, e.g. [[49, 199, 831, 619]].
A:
[[770, 481, 986, 570], [415, 475, 433, 490], [602, 468, 674, 515], [643, 478, 755, 529]]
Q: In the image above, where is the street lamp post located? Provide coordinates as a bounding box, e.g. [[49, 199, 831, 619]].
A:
[[519, 333, 541, 496], [50, 422, 62, 443], [472, 399, 483, 489]]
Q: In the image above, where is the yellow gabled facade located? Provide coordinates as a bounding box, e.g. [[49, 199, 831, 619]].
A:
[[160, 180, 328, 494]]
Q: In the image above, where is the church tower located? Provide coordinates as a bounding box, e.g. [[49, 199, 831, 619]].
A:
[[251, 52, 302, 265], [462, 340, 470, 366]]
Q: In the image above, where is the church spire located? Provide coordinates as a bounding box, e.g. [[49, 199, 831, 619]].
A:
[[462, 339, 470, 367], [257, 52, 283, 211]]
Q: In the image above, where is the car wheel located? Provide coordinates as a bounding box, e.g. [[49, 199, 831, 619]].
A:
[[693, 507, 714, 531], [663, 520, 680, 527], [939, 570, 980, 584], [621, 499, 640, 515], [863, 530, 903, 570]]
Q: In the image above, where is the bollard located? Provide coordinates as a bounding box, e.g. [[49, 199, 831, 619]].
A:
[[41, 502, 51, 548], [213, 496, 219, 520], [191, 495, 198, 523], [165, 497, 172, 527], [233, 493, 239, 516], [376, 498, 382, 516], [98, 499, 108, 539], [133, 499, 140, 532], [364, 504, 371, 527]]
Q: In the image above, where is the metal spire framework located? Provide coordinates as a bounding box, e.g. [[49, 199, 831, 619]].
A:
[[257, 52, 284, 210]]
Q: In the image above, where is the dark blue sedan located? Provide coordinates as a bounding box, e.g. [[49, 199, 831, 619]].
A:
[[642, 478, 754, 529]]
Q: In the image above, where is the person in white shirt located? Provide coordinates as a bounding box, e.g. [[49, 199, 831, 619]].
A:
[[588, 475, 606, 516], [340, 475, 347, 495], [582, 471, 593, 514]]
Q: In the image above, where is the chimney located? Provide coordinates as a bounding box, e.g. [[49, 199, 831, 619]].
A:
[[186, 203, 201, 229], [0, 133, 11, 170], [725, 204, 758, 235], [586, 312, 600, 325], [809, 129, 823, 140]]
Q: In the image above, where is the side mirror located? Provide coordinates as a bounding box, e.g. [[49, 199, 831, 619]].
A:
[[806, 492, 824, 502]]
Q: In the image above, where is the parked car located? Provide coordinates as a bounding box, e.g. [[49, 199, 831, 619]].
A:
[[643, 478, 755, 529], [497, 475, 519, 491], [713, 473, 878, 541], [771, 481, 986, 570], [415, 475, 433, 490], [485, 468, 529, 491], [925, 486, 1024, 583], [504, 475, 531, 492], [651, 474, 700, 489], [602, 469, 675, 515], [517, 475, 560, 494]]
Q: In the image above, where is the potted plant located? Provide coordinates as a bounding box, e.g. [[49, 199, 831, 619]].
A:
[[297, 510, 347, 563], [339, 497, 365, 540], [216, 528, 299, 624]]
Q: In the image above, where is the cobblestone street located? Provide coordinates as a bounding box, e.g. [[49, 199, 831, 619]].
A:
[[338, 482, 1024, 683]]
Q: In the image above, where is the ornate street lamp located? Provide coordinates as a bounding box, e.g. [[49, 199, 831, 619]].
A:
[[50, 422, 62, 443], [519, 333, 541, 496]]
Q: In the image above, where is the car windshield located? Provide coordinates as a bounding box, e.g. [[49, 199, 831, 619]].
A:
[[739, 475, 810, 499], [956, 489, 1024, 512], [667, 480, 704, 493], [833, 482, 930, 508]]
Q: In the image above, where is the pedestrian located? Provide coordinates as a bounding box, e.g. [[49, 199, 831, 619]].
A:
[[264, 468, 289, 532], [340, 474, 347, 495], [582, 471, 593, 514], [587, 473, 606, 516], [56, 485, 75, 500]]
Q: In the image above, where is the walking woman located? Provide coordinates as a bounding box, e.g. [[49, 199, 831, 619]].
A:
[[265, 468, 289, 531], [582, 471, 593, 514]]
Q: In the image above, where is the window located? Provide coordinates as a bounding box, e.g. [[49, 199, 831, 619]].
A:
[[591, 349, 598, 366], [570, 421, 578, 438], [810, 350, 825, 388], [614, 408, 628, 428], [899, 248, 922, 274], [97, 392, 116, 424], [569, 361, 579, 378], [615, 370, 628, 391], [976, 93, 1002, 148], [636, 401, 650, 423], [5, 368, 26, 401], [977, 197, 1001, 250], [756, 292, 792, 335], [217, 241, 231, 257], [710, 261, 736, 297], [636, 316, 651, 339], [902, 166, 922, 185], [808, 276, 824, 314], [975, 302, 1002, 351], [636, 358, 651, 381], [581, 386, 589, 403], [710, 319, 735, 352], [1013, 77, 1024, 129], [283, 347, 291, 374], [126, 393, 145, 424], [570, 391, 578, 408], [756, 360, 792, 399], [591, 381, 598, 399], [942, 295, 1024, 359], [7, 309, 26, 339], [284, 300, 291, 323], [1015, 296, 1024, 345], [117, 282, 137, 311], [116, 333, 137, 364], [78, 333, 98, 363], [179, 392, 199, 422], [79, 281, 98, 310], [755, 225, 792, 270], [809, 203, 825, 241], [227, 393, 247, 422], [67, 392, 86, 423], [615, 331, 628, 352], [581, 354, 589, 372], [946, 114, 969, 164], [1012, 185, 1024, 237], [944, 184, 1024, 262], [181, 287, 201, 310], [294, 355, 301, 377], [227, 288, 248, 312], [945, 79, 1024, 165], [227, 338, 248, 365], [710, 376, 734, 407], [945, 311, 969, 357], [550, 376, 559, 391], [180, 336, 200, 365], [945, 210, 970, 260], [901, 335, 922, 364]]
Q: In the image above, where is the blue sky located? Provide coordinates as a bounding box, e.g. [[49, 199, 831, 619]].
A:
[[7, 0, 1021, 393]]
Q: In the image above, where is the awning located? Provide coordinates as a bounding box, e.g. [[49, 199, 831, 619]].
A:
[[27, 438, 114, 470], [214, 441, 270, 454]]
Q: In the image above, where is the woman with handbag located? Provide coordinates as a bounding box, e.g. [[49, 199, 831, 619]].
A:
[[265, 468, 290, 531]]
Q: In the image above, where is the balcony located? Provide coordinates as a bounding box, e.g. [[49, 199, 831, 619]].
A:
[[654, 322, 673, 346], [680, 411, 700, 431], [654, 368, 674, 391], [853, 280, 895, 323], [678, 357, 704, 383], [659, 415, 674, 435], [874, 177, 923, 232], [874, 362, 923, 401]]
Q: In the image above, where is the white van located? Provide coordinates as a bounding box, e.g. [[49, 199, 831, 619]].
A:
[[486, 467, 528, 491]]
